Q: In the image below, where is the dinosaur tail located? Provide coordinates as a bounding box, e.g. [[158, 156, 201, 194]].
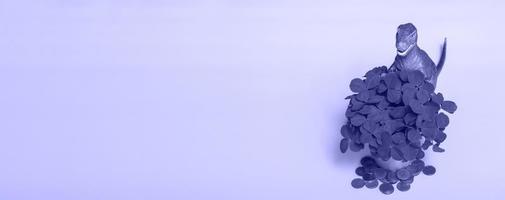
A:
[[436, 38, 447, 75]]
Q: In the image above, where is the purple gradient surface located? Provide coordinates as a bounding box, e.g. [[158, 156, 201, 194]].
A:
[[1, 1, 504, 199]]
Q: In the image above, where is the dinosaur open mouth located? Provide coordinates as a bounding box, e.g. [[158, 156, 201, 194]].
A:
[[397, 45, 413, 56]]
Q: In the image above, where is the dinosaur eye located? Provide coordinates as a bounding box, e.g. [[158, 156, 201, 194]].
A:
[[409, 31, 417, 39]]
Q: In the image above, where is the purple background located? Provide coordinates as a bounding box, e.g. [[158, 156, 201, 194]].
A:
[[1, 1, 504, 199]]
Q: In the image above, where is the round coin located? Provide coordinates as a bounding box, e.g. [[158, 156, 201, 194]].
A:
[[379, 183, 395, 195], [422, 165, 436, 176], [351, 178, 366, 189]]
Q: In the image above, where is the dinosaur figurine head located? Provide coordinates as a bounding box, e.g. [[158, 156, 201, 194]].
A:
[[396, 23, 418, 56]]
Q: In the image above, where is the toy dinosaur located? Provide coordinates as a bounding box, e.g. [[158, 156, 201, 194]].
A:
[[389, 23, 447, 87]]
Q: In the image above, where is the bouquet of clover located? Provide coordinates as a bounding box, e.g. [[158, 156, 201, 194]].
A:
[[339, 23, 457, 195]]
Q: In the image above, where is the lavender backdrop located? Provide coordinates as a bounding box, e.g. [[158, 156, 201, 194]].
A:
[[1, 1, 504, 199]]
